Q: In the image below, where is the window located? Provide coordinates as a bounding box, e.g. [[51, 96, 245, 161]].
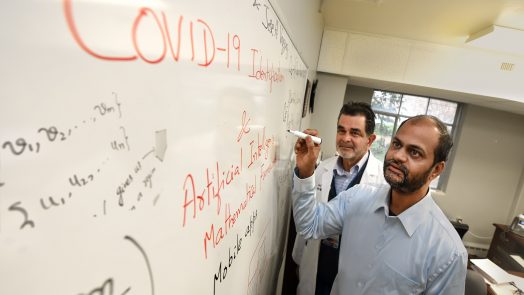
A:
[[370, 90, 461, 190]]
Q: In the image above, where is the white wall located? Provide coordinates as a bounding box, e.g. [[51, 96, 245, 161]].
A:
[[318, 29, 524, 116], [345, 84, 374, 104], [270, 0, 324, 130], [436, 105, 524, 248], [271, 0, 323, 73], [308, 73, 348, 159]]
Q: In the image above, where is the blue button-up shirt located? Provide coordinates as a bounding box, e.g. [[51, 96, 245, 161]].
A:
[[292, 174, 467, 295], [332, 152, 369, 195]]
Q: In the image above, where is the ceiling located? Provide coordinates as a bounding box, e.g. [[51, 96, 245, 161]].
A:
[[321, 0, 524, 48], [319, 0, 524, 115]]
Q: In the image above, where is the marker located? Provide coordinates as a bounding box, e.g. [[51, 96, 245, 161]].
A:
[[287, 130, 322, 145]]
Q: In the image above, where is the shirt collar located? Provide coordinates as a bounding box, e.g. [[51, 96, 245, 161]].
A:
[[334, 151, 370, 176], [372, 188, 434, 237]]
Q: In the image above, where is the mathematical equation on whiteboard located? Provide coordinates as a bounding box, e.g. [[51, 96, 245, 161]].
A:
[[0, 92, 166, 230], [2, 94, 122, 157]]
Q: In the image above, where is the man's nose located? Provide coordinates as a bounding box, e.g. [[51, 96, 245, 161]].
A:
[[391, 148, 408, 163], [341, 132, 352, 141]]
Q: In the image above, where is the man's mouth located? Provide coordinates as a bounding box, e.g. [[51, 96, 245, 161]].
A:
[[386, 163, 405, 177]]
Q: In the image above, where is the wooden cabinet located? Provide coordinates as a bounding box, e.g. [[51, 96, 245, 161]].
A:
[[487, 223, 524, 272]]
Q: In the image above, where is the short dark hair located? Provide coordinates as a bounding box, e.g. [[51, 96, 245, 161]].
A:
[[338, 102, 376, 135], [398, 115, 453, 165]]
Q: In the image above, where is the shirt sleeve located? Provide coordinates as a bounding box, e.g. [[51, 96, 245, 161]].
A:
[[292, 171, 347, 240], [425, 249, 468, 294]]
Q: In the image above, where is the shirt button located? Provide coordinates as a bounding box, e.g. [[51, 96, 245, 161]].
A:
[[357, 282, 363, 288], [368, 264, 373, 269]]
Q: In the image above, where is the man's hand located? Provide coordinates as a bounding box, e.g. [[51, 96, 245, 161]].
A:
[[295, 129, 321, 178]]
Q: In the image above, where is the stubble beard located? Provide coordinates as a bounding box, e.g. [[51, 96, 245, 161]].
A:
[[383, 159, 432, 194], [337, 143, 365, 163]]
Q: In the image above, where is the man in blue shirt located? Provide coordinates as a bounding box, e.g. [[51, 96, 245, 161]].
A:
[[292, 115, 467, 294], [292, 102, 386, 295]]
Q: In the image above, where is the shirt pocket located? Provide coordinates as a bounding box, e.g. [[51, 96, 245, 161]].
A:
[[370, 262, 424, 295]]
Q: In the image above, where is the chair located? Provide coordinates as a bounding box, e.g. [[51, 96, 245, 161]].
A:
[[465, 269, 487, 295], [449, 220, 487, 294]]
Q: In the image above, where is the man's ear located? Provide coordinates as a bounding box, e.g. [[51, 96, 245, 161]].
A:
[[367, 133, 377, 147], [429, 161, 445, 181]]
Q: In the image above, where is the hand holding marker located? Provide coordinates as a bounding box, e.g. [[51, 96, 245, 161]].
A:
[[287, 130, 322, 145]]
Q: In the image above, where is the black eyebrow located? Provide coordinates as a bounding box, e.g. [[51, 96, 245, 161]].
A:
[[391, 137, 425, 155], [337, 125, 363, 133], [404, 141, 426, 156], [408, 145, 425, 155]]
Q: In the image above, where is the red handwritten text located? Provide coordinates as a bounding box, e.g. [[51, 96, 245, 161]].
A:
[[248, 49, 284, 93], [248, 127, 275, 169], [182, 150, 243, 227], [63, 0, 240, 69], [204, 175, 257, 258], [236, 110, 251, 143]]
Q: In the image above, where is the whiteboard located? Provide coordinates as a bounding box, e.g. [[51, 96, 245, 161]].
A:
[[0, 0, 307, 294]]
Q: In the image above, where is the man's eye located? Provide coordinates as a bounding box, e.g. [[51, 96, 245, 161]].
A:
[[410, 150, 420, 157]]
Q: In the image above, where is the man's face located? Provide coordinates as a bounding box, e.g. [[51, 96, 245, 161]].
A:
[[336, 114, 374, 166], [383, 119, 440, 193]]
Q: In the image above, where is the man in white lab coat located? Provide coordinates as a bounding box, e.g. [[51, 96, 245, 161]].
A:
[[292, 102, 386, 295]]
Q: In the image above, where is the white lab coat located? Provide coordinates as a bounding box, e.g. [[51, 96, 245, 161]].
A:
[[291, 152, 386, 295]]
